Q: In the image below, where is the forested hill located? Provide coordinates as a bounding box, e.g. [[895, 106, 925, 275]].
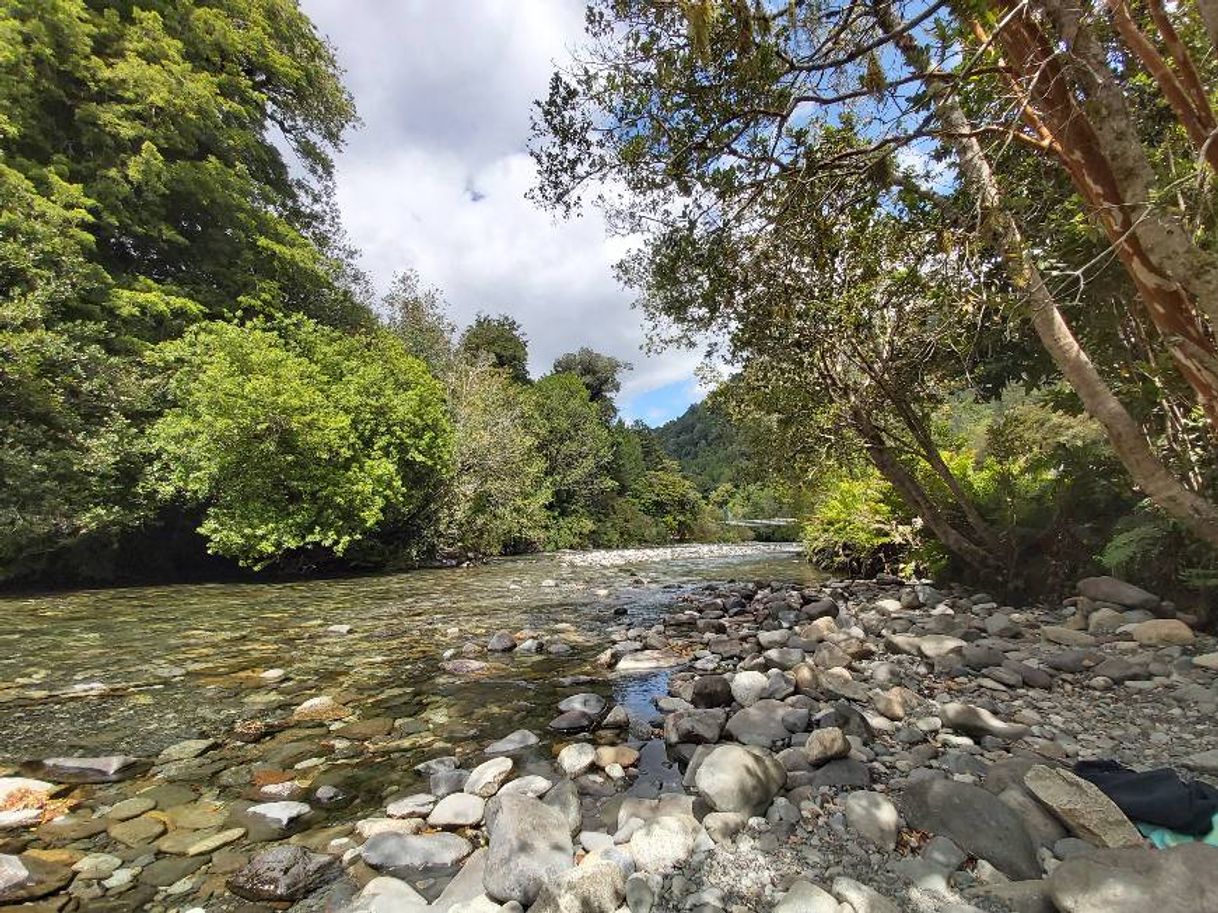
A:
[[653, 402, 748, 494]]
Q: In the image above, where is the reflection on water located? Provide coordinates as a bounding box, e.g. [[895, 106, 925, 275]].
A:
[[0, 543, 820, 764]]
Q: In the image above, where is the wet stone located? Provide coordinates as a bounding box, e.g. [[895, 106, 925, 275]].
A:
[[549, 710, 594, 732], [107, 815, 166, 847], [166, 800, 228, 830], [29, 755, 143, 784], [361, 832, 473, 876], [139, 855, 206, 887], [0, 854, 73, 903], [335, 717, 395, 740], [484, 730, 539, 755], [558, 693, 607, 716], [106, 797, 155, 821], [34, 814, 108, 844], [228, 844, 340, 901], [155, 739, 216, 764]]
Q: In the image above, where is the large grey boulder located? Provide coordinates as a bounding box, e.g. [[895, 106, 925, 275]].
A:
[[484, 794, 574, 905], [844, 791, 899, 851], [1048, 844, 1218, 913], [344, 876, 430, 913], [774, 879, 840, 913], [628, 814, 705, 875], [362, 833, 473, 876], [663, 709, 726, 745], [900, 777, 1040, 879], [997, 786, 1067, 849], [432, 850, 488, 913], [725, 700, 794, 747], [1022, 766, 1142, 848], [730, 671, 768, 707], [530, 857, 628, 913], [1077, 576, 1159, 611], [693, 745, 786, 815], [690, 675, 733, 708]]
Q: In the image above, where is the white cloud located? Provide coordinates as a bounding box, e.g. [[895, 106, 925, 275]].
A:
[[301, 0, 700, 421]]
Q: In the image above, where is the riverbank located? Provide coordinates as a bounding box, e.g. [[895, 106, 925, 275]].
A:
[[1, 556, 1216, 911]]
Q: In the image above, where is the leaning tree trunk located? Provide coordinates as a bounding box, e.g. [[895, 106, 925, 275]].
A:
[[876, 1, 1218, 550], [988, 0, 1218, 430], [851, 407, 1004, 575]]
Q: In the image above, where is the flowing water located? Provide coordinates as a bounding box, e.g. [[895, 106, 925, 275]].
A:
[[0, 543, 821, 817]]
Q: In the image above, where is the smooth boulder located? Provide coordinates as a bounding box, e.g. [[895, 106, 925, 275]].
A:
[[1048, 843, 1218, 913], [693, 745, 786, 815], [227, 845, 339, 901], [484, 794, 574, 905], [1022, 765, 1142, 848], [900, 777, 1039, 879]]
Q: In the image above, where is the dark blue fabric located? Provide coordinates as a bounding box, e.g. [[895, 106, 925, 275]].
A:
[[1074, 758, 1218, 837]]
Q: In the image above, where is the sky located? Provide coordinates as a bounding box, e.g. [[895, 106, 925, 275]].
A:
[[299, 0, 704, 425]]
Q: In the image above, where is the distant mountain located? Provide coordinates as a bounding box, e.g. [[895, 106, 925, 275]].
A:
[[653, 401, 749, 493]]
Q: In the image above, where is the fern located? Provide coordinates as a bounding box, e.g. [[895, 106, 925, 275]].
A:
[[1098, 518, 1172, 576]]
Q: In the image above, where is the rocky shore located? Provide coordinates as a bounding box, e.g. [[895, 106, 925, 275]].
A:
[[2, 571, 1218, 912]]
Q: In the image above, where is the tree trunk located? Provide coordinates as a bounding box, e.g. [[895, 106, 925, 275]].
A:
[[851, 407, 1003, 574], [991, 0, 1218, 429], [877, 1, 1218, 550], [1196, 0, 1218, 54], [866, 366, 1008, 555]]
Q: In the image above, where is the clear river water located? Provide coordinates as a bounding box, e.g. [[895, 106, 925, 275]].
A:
[[0, 543, 822, 813]]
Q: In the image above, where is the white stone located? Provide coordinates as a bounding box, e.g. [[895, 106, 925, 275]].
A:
[[466, 757, 513, 797], [558, 744, 597, 778], [247, 801, 311, 828]]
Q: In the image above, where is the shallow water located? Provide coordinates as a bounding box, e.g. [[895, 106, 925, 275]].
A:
[[0, 543, 821, 764]]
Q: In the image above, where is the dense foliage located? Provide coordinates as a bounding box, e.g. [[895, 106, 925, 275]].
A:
[[532, 0, 1218, 603], [149, 318, 451, 569], [0, 0, 726, 587]]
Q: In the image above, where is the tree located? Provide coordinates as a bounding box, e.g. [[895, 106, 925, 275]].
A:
[[531, 0, 1218, 556], [552, 347, 632, 418], [149, 318, 451, 568], [527, 373, 615, 545], [0, 0, 363, 579], [441, 361, 550, 556], [384, 270, 456, 373], [459, 313, 531, 383]]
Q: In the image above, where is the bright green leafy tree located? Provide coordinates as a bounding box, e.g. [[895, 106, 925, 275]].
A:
[[149, 318, 451, 568]]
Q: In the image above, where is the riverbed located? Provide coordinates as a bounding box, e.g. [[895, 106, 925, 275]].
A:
[[0, 543, 818, 800]]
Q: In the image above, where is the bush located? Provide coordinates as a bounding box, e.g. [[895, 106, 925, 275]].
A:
[[149, 317, 451, 567], [802, 469, 919, 575]]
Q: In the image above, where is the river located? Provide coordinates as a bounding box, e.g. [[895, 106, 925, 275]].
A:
[[0, 543, 820, 813]]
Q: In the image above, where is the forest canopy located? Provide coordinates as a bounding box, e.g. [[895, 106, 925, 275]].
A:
[[0, 0, 740, 586]]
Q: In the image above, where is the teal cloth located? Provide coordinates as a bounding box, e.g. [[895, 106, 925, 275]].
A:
[[1138, 811, 1218, 848]]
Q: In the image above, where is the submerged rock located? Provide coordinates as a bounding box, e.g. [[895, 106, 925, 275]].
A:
[[484, 730, 539, 755], [29, 755, 143, 783]]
